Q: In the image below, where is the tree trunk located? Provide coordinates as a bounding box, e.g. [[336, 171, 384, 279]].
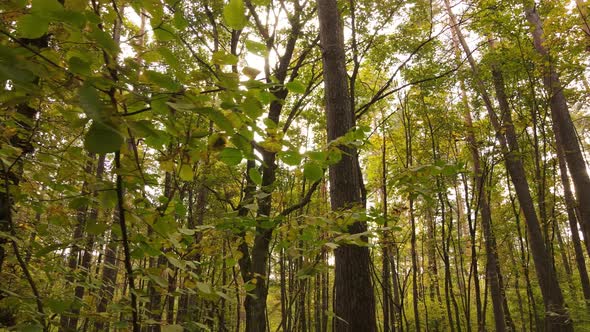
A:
[[555, 125, 590, 303], [95, 219, 121, 331], [452, 37, 507, 329], [61, 154, 106, 331], [317, 0, 377, 330], [445, 1, 572, 329], [525, 5, 590, 257], [490, 61, 572, 331]]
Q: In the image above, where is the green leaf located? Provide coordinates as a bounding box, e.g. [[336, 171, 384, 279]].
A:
[[128, 120, 159, 138], [307, 151, 327, 161], [248, 168, 262, 185], [46, 298, 69, 314], [179, 164, 194, 181], [231, 133, 253, 158], [32, 0, 63, 13], [65, 0, 87, 11], [68, 56, 91, 76], [20, 324, 43, 332], [178, 228, 196, 235], [158, 47, 180, 70], [244, 282, 256, 292], [195, 107, 234, 133], [245, 40, 267, 57], [148, 273, 169, 288], [303, 162, 323, 182], [84, 122, 124, 154], [196, 281, 212, 294], [173, 11, 189, 30], [212, 51, 239, 65], [327, 148, 342, 164], [86, 218, 108, 235], [98, 189, 117, 209], [68, 196, 89, 209], [153, 24, 176, 41], [79, 84, 103, 121], [223, 0, 247, 30], [89, 28, 119, 55], [285, 81, 306, 94], [16, 14, 49, 39], [145, 70, 181, 91], [278, 150, 302, 166], [162, 325, 184, 332], [241, 95, 263, 118], [325, 242, 339, 249], [219, 148, 242, 165], [0, 63, 35, 83]]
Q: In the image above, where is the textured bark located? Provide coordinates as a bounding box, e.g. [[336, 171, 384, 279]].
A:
[[317, 0, 377, 330]]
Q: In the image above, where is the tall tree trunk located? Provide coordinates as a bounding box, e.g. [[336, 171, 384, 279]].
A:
[[452, 35, 507, 329], [94, 217, 121, 331], [60, 154, 106, 331], [317, 0, 377, 330], [555, 125, 590, 303], [490, 60, 571, 331], [380, 117, 395, 332], [508, 178, 540, 331], [445, 2, 572, 329], [402, 103, 421, 331], [525, 5, 590, 255]]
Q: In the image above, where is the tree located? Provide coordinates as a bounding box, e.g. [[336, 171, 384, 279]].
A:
[[2, 0, 590, 331], [317, 0, 377, 330]]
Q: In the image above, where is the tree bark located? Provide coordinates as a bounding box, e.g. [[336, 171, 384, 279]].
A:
[[525, 5, 590, 256], [317, 0, 377, 330]]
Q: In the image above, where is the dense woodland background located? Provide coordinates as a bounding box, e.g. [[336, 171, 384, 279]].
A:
[[1, 0, 590, 331]]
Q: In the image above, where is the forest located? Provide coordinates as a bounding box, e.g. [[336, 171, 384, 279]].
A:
[[1, 0, 590, 331]]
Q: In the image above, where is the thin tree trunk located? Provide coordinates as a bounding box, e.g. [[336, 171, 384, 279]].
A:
[[381, 115, 395, 332], [95, 220, 121, 331]]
